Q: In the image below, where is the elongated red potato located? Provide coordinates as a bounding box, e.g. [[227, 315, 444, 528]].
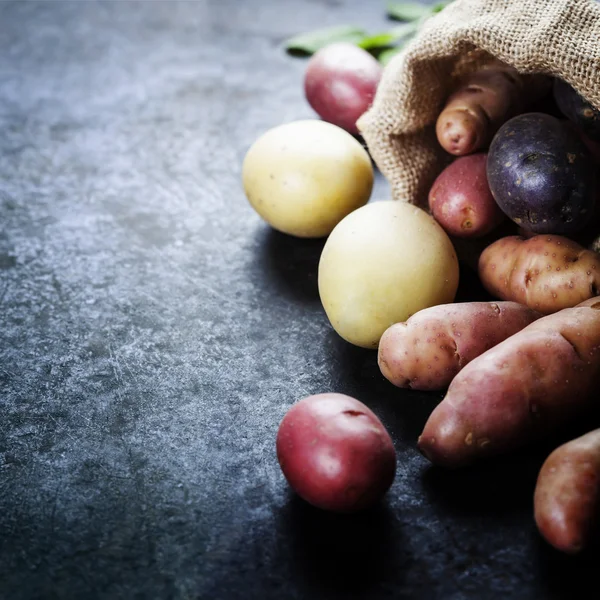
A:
[[418, 297, 600, 468], [534, 428, 600, 554], [378, 301, 540, 391], [435, 67, 525, 156], [478, 235, 600, 314]]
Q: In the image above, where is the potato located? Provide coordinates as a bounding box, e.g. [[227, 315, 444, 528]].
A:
[[435, 67, 526, 156], [418, 298, 600, 468], [378, 301, 540, 391], [304, 42, 382, 135], [242, 120, 373, 238], [428, 153, 505, 238], [276, 393, 396, 512], [534, 428, 600, 554], [478, 234, 600, 314], [554, 78, 600, 142], [487, 113, 596, 235], [318, 201, 460, 349]]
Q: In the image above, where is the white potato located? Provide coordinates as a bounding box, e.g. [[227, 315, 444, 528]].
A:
[[242, 120, 373, 238], [318, 201, 460, 348]]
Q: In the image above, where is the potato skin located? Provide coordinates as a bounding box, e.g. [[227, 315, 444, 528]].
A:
[[378, 301, 540, 391], [318, 201, 459, 349], [304, 43, 382, 135], [242, 120, 373, 238], [487, 113, 596, 235], [436, 67, 525, 156], [418, 298, 600, 468], [534, 428, 600, 554], [428, 153, 505, 238], [478, 235, 600, 314], [276, 393, 396, 512]]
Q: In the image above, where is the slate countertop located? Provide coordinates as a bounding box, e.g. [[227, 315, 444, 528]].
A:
[[0, 1, 597, 598]]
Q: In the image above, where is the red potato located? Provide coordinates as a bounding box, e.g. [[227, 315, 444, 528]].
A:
[[378, 301, 540, 391], [436, 67, 526, 156], [276, 393, 396, 512], [428, 153, 505, 238], [304, 42, 382, 135], [478, 235, 600, 314], [418, 297, 600, 468], [535, 428, 600, 554]]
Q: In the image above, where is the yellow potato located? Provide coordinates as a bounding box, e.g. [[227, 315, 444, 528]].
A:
[[318, 201, 460, 348], [242, 120, 373, 238]]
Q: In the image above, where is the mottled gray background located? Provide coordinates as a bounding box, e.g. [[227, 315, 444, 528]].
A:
[[0, 1, 596, 599]]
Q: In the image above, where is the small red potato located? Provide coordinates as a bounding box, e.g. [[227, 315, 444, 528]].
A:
[[478, 235, 600, 314], [418, 298, 600, 468], [535, 428, 600, 554], [428, 153, 505, 238], [276, 393, 396, 512], [304, 42, 382, 135], [378, 301, 540, 391]]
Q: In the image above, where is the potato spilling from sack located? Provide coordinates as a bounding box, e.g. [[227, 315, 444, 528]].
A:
[[318, 201, 460, 349], [478, 235, 600, 314], [242, 120, 373, 238], [487, 113, 596, 235]]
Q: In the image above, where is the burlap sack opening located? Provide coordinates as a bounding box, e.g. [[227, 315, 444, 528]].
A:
[[358, 0, 600, 223]]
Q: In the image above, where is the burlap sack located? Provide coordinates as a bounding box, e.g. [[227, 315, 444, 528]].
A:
[[358, 0, 600, 215]]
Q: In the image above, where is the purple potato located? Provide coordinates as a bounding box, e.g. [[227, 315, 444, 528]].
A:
[[487, 113, 596, 235], [554, 78, 600, 143]]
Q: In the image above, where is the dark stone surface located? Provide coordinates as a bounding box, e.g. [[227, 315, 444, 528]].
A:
[[0, 1, 598, 598]]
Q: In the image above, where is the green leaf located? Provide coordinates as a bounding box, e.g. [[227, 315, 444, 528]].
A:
[[284, 25, 367, 55], [386, 2, 432, 21], [358, 23, 419, 50], [357, 32, 398, 50], [432, 1, 451, 13], [377, 45, 407, 66], [356, 24, 413, 49]]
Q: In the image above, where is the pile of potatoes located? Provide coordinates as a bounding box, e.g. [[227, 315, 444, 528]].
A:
[[243, 41, 600, 555]]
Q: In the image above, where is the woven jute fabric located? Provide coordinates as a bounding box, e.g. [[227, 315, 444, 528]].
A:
[[358, 0, 600, 213]]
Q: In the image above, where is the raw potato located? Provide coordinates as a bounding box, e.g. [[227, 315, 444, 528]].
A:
[[478, 235, 600, 314], [418, 298, 600, 468], [276, 393, 396, 513], [242, 120, 373, 238], [378, 301, 540, 391], [318, 201, 459, 349], [487, 113, 596, 235], [428, 153, 505, 238], [535, 428, 600, 554], [435, 67, 526, 156], [304, 42, 382, 135]]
